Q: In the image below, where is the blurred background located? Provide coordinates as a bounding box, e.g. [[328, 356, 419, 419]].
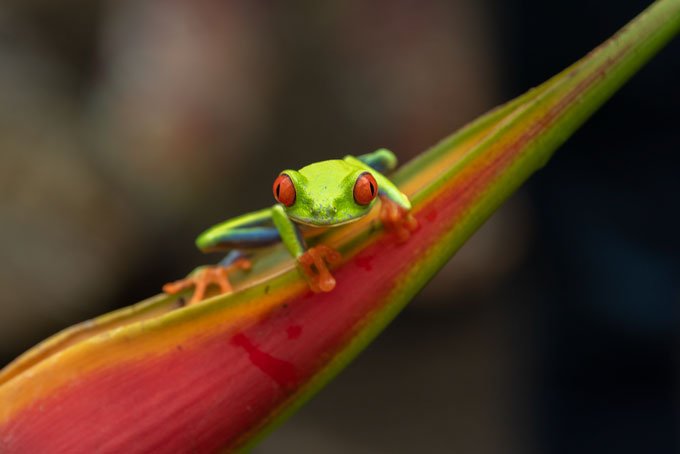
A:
[[0, 1, 677, 453]]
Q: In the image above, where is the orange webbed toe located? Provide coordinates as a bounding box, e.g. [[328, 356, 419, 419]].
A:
[[297, 245, 342, 293], [379, 196, 418, 242], [163, 258, 252, 305]]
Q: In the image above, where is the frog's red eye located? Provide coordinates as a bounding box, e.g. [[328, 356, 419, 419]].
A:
[[353, 172, 378, 205], [273, 174, 296, 207]]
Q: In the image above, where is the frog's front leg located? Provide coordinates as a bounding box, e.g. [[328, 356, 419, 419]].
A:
[[345, 154, 418, 241], [378, 195, 418, 242], [163, 209, 277, 305], [271, 205, 342, 292]]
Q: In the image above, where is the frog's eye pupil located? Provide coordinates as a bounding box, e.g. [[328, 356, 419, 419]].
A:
[[354, 172, 378, 206], [273, 174, 296, 207]]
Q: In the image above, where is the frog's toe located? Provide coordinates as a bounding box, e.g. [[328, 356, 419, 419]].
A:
[[163, 263, 247, 305], [162, 279, 193, 295], [298, 245, 342, 293], [233, 257, 252, 271], [379, 196, 418, 242], [163, 275, 205, 305]]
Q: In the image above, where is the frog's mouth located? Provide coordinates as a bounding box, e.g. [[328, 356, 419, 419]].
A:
[[288, 215, 364, 228]]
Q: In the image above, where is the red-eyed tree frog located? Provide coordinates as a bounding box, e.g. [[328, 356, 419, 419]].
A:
[[164, 149, 417, 305]]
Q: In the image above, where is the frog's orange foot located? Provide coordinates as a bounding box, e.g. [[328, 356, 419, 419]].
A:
[[297, 245, 342, 293], [379, 196, 418, 242], [163, 258, 251, 305]]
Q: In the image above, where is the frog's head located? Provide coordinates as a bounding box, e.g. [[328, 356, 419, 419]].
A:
[[273, 160, 378, 227]]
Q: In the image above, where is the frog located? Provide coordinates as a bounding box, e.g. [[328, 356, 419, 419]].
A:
[[163, 148, 417, 305]]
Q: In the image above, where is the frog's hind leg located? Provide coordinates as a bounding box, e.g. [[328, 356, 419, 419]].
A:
[[218, 250, 251, 268], [164, 209, 282, 305], [217, 249, 253, 283], [195, 208, 280, 252], [355, 148, 398, 173]]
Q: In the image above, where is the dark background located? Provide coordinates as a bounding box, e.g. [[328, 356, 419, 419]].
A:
[[0, 1, 677, 453]]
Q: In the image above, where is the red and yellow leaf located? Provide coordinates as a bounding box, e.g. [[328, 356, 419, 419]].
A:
[[1, 1, 678, 452]]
